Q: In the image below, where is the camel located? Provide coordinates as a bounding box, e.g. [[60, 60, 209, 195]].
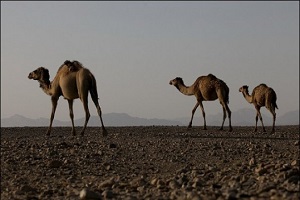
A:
[[239, 84, 278, 133], [28, 60, 108, 137], [169, 74, 232, 131]]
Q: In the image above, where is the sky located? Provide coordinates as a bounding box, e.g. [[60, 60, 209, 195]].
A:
[[1, 1, 299, 123]]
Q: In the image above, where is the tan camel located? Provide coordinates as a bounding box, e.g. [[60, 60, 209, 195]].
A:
[[239, 84, 278, 133], [169, 74, 232, 131], [28, 60, 108, 137]]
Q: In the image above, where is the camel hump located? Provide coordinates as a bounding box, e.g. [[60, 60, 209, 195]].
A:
[[56, 60, 85, 77], [259, 83, 268, 88], [64, 60, 84, 72], [252, 83, 268, 95], [207, 74, 217, 79]]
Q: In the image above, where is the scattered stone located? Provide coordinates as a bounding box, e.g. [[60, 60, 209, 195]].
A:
[[249, 157, 256, 166], [168, 180, 180, 190], [291, 160, 299, 166], [79, 188, 102, 200], [150, 178, 159, 186], [156, 179, 165, 189], [130, 176, 146, 188], [255, 164, 268, 176], [102, 189, 114, 199], [105, 165, 111, 171], [281, 164, 292, 171], [99, 177, 115, 189]]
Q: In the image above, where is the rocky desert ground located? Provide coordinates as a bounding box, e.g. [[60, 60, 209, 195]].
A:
[[1, 126, 299, 200]]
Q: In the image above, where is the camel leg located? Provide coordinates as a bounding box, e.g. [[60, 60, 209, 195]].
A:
[[47, 97, 58, 136], [199, 101, 207, 130], [188, 102, 199, 128], [254, 113, 258, 132], [68, 99, 76, 136], [271, 110, 276, 133], [80, 94, 90, 136], [219, 105, 226, 131], [217, 90, 232, 132], [225, 103, 232, 132], [268, 107, 276, 133], [91, 97, 108, 137], [255, 106, 266, 132]]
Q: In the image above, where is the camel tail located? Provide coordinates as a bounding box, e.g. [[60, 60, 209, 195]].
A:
[[266, 89, 278, 110], [225, 84, 230, 104], [218, 79, 230, 104], [272, 89, 278, 110], [227, 96, 229, 104], [226, 91, 229, 104], [269, 100, 278, 110], [274, 102, 278, 110], [89, 73, 99, 100]]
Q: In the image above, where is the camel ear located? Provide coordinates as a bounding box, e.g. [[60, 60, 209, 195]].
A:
[[42, 68, 50, 80], [175, 77, 183, 82]]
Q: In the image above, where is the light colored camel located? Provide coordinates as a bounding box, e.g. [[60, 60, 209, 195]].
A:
[[28, 60, 108, 136], [169, 74, 232, 131], [239, 84, 278, 133]]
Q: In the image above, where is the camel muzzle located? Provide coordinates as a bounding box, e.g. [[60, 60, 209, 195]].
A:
[[28, 73, 34, 79]]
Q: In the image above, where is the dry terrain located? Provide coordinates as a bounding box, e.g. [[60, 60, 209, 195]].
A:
[[1, 126, 299, 200]]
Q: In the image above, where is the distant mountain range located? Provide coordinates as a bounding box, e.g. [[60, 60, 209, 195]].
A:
[[1, 113, 183, 127], [175, 108, 299, 126], [1, 108, 299, 127]]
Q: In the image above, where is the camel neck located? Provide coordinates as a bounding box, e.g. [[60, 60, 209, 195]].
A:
[[39, 80, 52, 96], [176, 83, 195, 96], [242, 91, 252, 103]]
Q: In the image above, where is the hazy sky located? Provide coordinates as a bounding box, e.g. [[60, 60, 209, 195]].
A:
[[1, 2, 299, 123]]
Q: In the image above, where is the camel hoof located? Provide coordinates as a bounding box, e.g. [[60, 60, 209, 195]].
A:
[[71, 130, 76, 136], [80, 132, 85, 136], [229, 127, 233, 132], [102, 129, 108, 137]]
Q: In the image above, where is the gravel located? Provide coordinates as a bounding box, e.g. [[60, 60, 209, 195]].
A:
[[1, 126, 299, 199]]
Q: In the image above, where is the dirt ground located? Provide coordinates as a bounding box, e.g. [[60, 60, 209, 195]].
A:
[[1, 126, 299, 200]]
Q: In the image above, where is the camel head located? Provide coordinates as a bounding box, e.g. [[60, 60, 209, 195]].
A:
[[28, 67, 50, 84], [169, 77, 184, 86], [239, 85, 249, 93]]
